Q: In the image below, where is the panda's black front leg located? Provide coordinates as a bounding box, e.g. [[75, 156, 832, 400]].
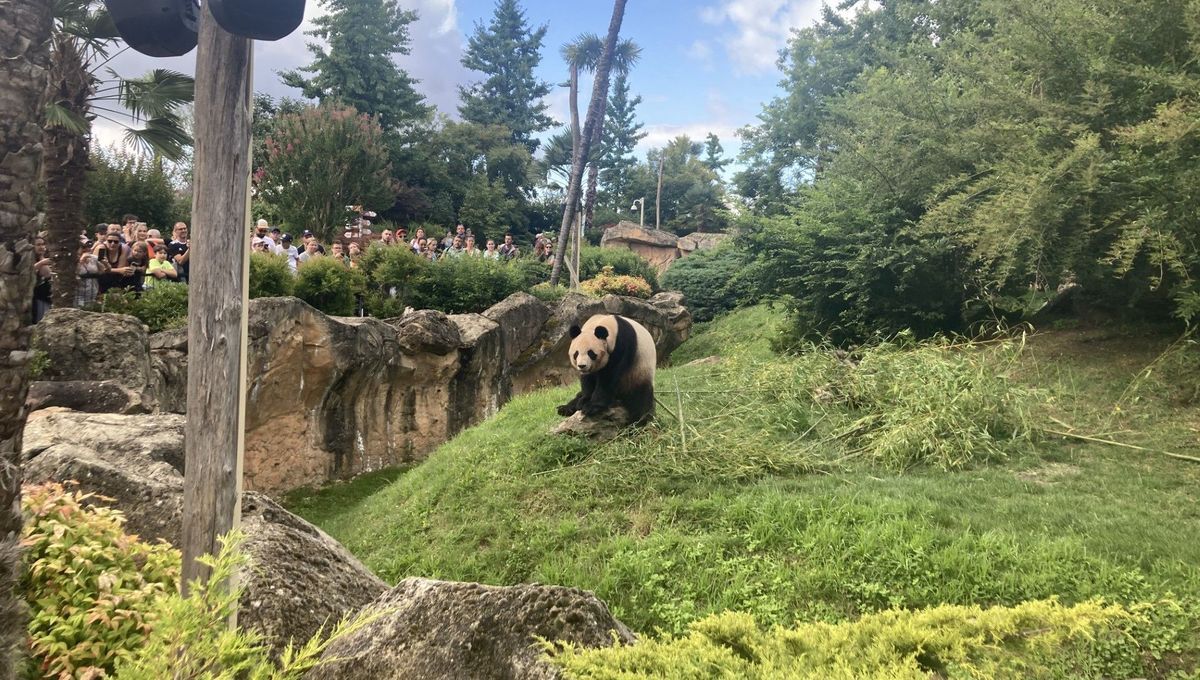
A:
[[580, 381, 615, 417], [557, 374, 596, 416]]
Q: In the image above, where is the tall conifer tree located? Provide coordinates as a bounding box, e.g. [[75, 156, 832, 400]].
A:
[[598, 73, 645, 212], [459, 0, 554, 153], [282, 0, 430, 130]]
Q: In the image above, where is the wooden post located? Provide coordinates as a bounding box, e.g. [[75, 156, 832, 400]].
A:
[[655, 153, 664, 230], [180, 1, 253, 601]]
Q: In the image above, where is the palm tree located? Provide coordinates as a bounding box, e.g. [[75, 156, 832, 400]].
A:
[[560, 35, 640, 232], [44, 0, 193, 308], [1, 0, 53, 674], [550, 0, 629, 286], [581, 39, 639, 231]]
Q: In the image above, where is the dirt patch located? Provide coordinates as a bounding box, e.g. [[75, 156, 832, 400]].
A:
[[1015, 462, 1082, 486]]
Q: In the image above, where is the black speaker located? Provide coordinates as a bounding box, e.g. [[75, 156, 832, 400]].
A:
[[210, 0, 305, 41], [103, 0, 198, 57]]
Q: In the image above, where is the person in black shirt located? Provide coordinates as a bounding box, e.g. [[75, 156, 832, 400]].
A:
[[167, 221, 191, 283]]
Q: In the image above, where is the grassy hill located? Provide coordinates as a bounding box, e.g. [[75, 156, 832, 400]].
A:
[[286, 306, 1200, 676]]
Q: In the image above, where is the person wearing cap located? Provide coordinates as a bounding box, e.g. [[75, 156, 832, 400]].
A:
[[267, 226, 281, 250], [278, 233, 299, 272], [252, 218, 271, 248]]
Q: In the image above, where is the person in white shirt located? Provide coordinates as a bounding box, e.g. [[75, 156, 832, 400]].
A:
[[278, 233, 300, 272]]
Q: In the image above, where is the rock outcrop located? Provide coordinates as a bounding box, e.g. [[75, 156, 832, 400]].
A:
[[20, 408, 387, 654], [30, 292, 691, 495], [306, 578, 635, 680], [600, 222, 681, 273], [598, 222, 729, 274]]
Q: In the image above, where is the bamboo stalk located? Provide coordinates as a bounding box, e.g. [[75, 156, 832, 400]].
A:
[[1043, 428, 1200, 464]]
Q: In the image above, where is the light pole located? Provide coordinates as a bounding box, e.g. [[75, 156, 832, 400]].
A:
[[631, 197, 645, 227]]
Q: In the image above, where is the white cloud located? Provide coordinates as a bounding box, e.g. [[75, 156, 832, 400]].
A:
[[699, 0, 826, 74], [685, 40, 712, 63], [638, 122, 740, 152]]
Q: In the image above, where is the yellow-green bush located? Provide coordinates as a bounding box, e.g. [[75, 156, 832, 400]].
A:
[[550, 600, 1131, 679], [20, 482, 179, 679], [581, 266, 653, 299]]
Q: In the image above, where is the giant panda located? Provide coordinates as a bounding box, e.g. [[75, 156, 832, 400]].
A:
[[556, 314, 656, 425]]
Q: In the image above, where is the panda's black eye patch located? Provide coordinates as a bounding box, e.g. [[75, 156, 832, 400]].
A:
[[573, 351, 578, 360], [587, 350, 597, 360]]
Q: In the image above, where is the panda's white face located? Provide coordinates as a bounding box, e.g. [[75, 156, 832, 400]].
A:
[[568, 323, 611, 374]]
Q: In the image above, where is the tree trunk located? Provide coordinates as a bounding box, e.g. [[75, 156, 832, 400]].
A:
[[550, 0, 628, 287], [0, 0, 53, 674], [581, 93, 611, 230], [568, 63, 581, 161], [655, 152, 664, 229], [43, 35, 92, 309]]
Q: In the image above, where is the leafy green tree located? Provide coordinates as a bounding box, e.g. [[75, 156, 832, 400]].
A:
[[458, 175, 520, 238], [257, 105, 396, 241], [280, 0, 429, 130], [388, 120, 535, 235], [632, 136, 727, 234], [83, 147, 184, 230], [459, 0, 555, 152], [597, 73, 645, 213]]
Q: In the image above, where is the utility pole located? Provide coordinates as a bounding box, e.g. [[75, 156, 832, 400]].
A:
[[180, 1, 253, 606], [655, 153, 664, 230]]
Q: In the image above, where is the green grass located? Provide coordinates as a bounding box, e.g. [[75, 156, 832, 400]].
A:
[[286, 306, 1200, 676]]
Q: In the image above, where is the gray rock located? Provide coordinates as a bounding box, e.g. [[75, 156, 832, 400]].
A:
[[391, 310, 462, 355], [307, 578, 635, 680], [25, 380, 150, 414], [550, 406, 634, 442], [23, 443, 185, 546], [31, 308, 157, 409], [239, 493, 388, 653], [22, 408, 186, 473], [482, 292, 551, 365]]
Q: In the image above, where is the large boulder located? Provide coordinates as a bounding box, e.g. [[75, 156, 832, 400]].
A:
[[307, 578, 635, 680], [239, 492, 389, 651], [31, 308, 157, 409], [599, 222, 681, 274], [482, 292, 550, 365], [20, 409, 386, 654]]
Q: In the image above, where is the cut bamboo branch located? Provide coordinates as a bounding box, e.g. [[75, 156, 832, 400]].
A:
[[1043, 428, 1200, 464]]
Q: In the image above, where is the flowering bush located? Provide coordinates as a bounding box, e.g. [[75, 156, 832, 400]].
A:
[[581, 266, 653, 299], [20, 482, 180, 679]]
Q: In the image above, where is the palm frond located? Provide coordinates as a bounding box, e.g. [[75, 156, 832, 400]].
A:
[[114, 69, 195, 121], [44, 101, 91, 134], [123, 115, 192, 161], [562, 33, 603, 69]]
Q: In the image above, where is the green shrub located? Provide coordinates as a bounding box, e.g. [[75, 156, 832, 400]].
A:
[[510, 257, 551, 288], [529, 282, 569, 302], [20, 482, 179, 679], [101, 282, 189, 332], [580, 246, 659, 290], [249, 252, 295, 298], [794, 334, 1037, 470], [550, 600, 1131, 678], [407, 255, 525, 314], [359, 243, 428, 300], [662, 245, 753, 321], [581, 266, 653, 299], [294, 257, 366, 316]]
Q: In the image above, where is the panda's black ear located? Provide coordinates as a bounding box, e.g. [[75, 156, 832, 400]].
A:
[[569, 325, 582, 339], [594, 326, 609, 340]]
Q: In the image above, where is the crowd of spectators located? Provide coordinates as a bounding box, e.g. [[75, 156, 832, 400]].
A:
[[253, 219, 559, 274], [31, 213, 565, 323]]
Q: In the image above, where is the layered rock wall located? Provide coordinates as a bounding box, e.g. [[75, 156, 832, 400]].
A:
[[31, 292, 690, 495]]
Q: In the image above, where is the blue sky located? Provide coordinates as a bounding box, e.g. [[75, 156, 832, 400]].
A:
[[101, 0, 831, 163]]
